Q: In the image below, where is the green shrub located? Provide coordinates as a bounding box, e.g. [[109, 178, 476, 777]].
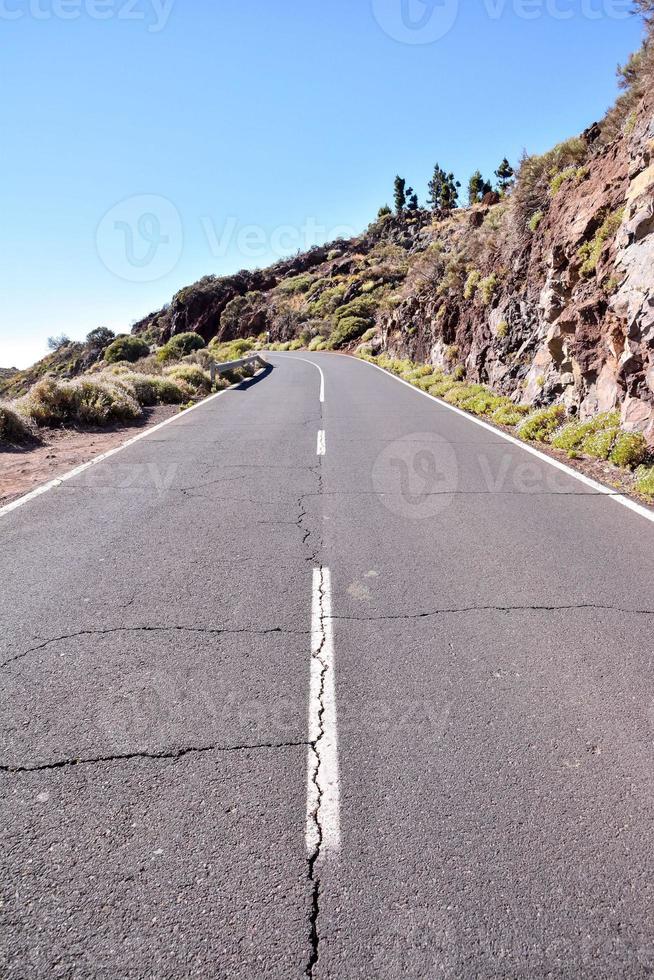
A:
[[333, 295, 378, 324], [578, 208, 625, 276], [635, 465, 654, 497], [429, 377, 458, 397], [479, 273, 500, 306], [496, 321, 509, 339], [518, 404, 567, 442], [464, 270, 481, 300], [165, 365, 211, 391], [549, 166, 588, 196], [275, 273, 314, 295], [308, 283, 347, 316], [413, 372, 444, 390], [0, 403, 34, 443], [551, 412, 620, 452], [308, 336, 324, 351], [609, 431, 648, 468], [444, 384, 503, 415], [513, 137, 588, 227], [529, 209, 544, 233], [581, 427, 619, 460], [119, 374, 160, 406], [453, 365, 465, 381], [20, 377, 141, 426], [152, 377, 190, 404], [491, 403, 530, 426], [360, 327, 377, 344], [328, 316, 371, 348], [104, 335, 150, 364], [405, 365, 434, 381], [158, 332, 206, 362]]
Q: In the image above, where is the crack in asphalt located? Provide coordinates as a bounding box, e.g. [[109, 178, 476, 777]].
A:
[[306, 567, 328, 979], [0, 740, 309, 774], [332, 603, 654, 622], [1, 624, 309, 670]]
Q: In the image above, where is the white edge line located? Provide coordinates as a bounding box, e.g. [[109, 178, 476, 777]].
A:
[[268, 352, 325, 403], [354, 356, 654, 525], [0, 366, 268, 520]]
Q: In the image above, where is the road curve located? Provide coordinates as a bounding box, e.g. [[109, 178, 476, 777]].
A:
[[2, 351, 654, 978]]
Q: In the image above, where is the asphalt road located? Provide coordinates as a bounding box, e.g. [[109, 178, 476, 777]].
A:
[[2, 351, 654, 978]]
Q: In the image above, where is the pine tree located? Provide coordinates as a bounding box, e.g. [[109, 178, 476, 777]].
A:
[[393, 176, 407, 214], [378, 204, 392, 218], [468, 171, 484, 205], [427, 164, 446, 211], [407, 190, 419, 211], [468, 171, 494, 204], [441, 173, 460, 212], [495, 158, 515, 193]]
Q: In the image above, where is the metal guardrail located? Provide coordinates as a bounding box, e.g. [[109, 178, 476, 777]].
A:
[[209, 353, 267, 386]]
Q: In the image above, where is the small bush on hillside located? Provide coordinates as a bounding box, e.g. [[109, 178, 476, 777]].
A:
[[635, 465, 654, 497], [496, 321, 509, 338], [328, 316, 370, 348], [491, 403, 530, 426], [276, 274, 314, 295], [549, 166, 588, 196], [464, 270, 481, 300], [512, 137, 588, 231], [165, 364, 211, 391], [518, 404, 567, 442], [0, 403, 34, 444], [551, 412, 620, 452], [119, 374, 160, 406], [19, 377, 141, 427], [578, 209, 625, 276], [529, 209, 545, 233], [152, 377, 190, 404], [308, 283, 347, 317], [104, 335, 150, 364], [581, 427, 619, 460], [479, 273, 500, 306], [429, 377, 458, 397], [157, 332, 205, 362], [333, 295, 378, 324], [609, 431, 648, 468], [413, 372, 445, 390]]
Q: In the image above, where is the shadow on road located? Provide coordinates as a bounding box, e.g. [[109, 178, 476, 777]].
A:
[[231, 362, 274, 391]]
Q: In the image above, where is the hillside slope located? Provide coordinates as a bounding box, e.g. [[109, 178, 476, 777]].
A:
[[130, 28, 654, 443]]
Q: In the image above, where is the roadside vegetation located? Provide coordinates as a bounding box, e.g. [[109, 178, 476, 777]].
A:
[[356, 352, 654, 501], [0, 328, 260, 448]]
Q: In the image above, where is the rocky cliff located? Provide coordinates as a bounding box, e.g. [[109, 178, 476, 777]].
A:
[[132, 27, 654, 442]]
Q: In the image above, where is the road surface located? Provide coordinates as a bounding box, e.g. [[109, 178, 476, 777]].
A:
[[2, 351, 654, 978]]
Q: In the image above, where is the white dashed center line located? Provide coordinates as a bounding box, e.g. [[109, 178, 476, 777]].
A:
[[317, 430, 326, 456], [306, 567, 340, 858]]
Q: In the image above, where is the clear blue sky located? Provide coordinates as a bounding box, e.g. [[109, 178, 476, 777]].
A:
[[1, 0, 644, 368]]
